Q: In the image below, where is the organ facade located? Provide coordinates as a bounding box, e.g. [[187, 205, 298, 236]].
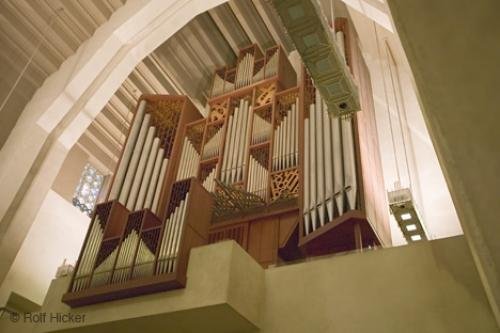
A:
[[62, 17, 390, 307]]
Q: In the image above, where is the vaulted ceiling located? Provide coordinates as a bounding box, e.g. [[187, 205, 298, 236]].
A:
[[0, 0, 295, 173]]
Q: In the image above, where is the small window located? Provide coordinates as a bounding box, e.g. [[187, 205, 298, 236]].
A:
[[73, 163, 104, 216]]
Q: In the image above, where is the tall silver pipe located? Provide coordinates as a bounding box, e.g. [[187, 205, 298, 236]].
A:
[[151, 158, 168, 214], [169, 195, 189, 273], [119, 113, 151, 205], [272, 123, 279, 170], [304, 118, 310, 235], [135, 137, 160, 210], [165, 198, 184, 273], [127, 126, 156, 210], [158, 208, 175, 274], [323, 103, 334, 221], [331, 116, 344, 215], [342, 117, 357, 210], [242, 104, 252, 180], [144, 148, 164, 210], [309, 103, 317, 231], [315, 91, 326, 227], [221, 114, 234, 183], [336, 31, 346, 63], [109, 100, 147, 200], [236, 101, 247, 181], [295, 98, 299, 164]]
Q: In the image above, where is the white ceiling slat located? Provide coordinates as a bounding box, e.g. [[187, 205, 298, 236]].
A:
[[14, 0, 75, 58], [90, 120, 122, 152], [0, 30, 52, 77], [0, 0, 300, 163], [228, 0, 273, 49], [83, 130, 119, 162]]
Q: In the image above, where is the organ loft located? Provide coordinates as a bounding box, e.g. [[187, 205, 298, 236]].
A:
[[62, 16, 390, 307], [1, 0, 498, 331]]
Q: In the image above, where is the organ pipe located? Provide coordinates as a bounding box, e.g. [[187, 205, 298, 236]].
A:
[[135, 137, 160, 210], [119, 113, 151, 205], [176, 137, 200, 181], [109, 101, 147, 201], [68, 40, 367, 304], [127, 126, 156, 210], [220, 99, 251, 184], [157, 193, 189, 274], [336, 31, 346, 63], [302, 87, 359, 236], [272, 100, 299, 171], [144, 148, 165, 210]]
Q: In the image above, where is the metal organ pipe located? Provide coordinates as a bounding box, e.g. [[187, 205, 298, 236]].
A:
[[302, 88, 358, 236], [231, 101, 243, 182], [221, 99, 251, 184], [335, 31, 346, 63], [133, 238, 155, 278], [315, 90, 326, 227], [342, 117, 357, 210], [169, 196, 189, 273], [109, 101, 147, 200], [151, 158, 168, 214], [273, 100, 299, 171], [176, 137, 200, 181], [157, 193, 189, 274], [331, 116, 344, 215], [91, 246, 119, 287], [252, 113, 271, 144], [127, 126, 155, 210], [202, 168, 216, 192], [112, 229, 139, 283], [73, 217, 104, 291], [202, 127, 223, 160], [135, 138, 160, 210], [303, 118, 310, 235], [119, 113, 151, 205], [144, 148, 165, 210], [308, 103, 317, 231], [265, 51, 278, 78], [322, 101, 334, 220], [221, 113, 234, 183]]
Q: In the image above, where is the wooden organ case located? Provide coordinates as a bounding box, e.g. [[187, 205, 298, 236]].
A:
[[63, 18, 390, 307]]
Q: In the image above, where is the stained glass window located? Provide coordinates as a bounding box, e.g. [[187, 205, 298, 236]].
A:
[[73, 163, 104, 216]]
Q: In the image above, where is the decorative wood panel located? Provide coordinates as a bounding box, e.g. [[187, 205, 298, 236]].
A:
[[270, 168, 299, 201]]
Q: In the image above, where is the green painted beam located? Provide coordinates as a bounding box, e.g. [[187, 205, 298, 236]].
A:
[[271, 0, 360, 117]]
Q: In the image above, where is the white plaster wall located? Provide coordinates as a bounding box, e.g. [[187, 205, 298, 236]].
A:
[[347, 8, 462, 243], [0, 190, 90, 306]]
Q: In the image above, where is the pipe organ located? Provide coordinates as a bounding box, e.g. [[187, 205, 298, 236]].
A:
[[63, 96, 213, 307], [64, 17, 390, 307]]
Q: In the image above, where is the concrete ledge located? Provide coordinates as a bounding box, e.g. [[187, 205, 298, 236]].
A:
[[30, 241, 263, 333]]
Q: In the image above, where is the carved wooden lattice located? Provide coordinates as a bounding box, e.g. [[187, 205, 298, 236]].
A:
[[208, 223, 248, 248], [254, 104, 272, 123], [255, 82, 277, 107], [253, 58, 265, 76], [276, 89, 299, 124], [95, 238, 120, 268], [95, 201, 112, 229], [186, 121, 205, 154], [141, 228, 161, 255], [147, 99, 183, 158], [250, 145, 269, 169], [199, 163, 216, 182], [212, 179, 266, 220], [209, 99, 229, 122], [166, 179, 191, 217], [270, 168, 299, 201]]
